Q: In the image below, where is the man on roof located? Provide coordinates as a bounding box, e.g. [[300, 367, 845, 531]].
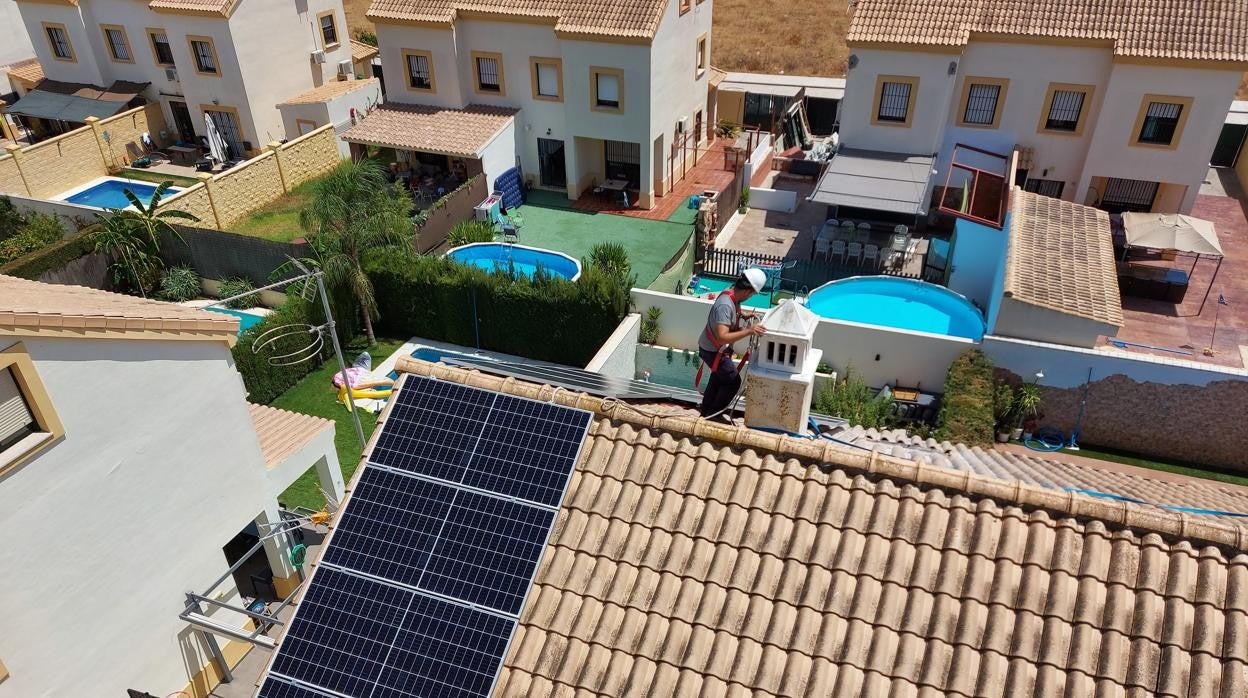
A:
[[697, 268, 767, 419]]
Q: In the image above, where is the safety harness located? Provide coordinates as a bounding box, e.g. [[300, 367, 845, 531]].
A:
[[695, 289, 754, 394]]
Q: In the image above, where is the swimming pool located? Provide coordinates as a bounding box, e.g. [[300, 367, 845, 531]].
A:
[[387, 346, 476, 381], [205, 307, 265, 336], [446, 243, 581, 281], [57, 177, 184, 210], [805, 276, 985, 340]]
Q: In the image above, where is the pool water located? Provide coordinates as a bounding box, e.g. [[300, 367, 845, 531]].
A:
[[687, 275, 771, 310], [446, 243, 581, 280], [63, 178, 182, 210], [387, 346, 473, 381], [805, 277, 985, 340], [205, 307, 264, 336]]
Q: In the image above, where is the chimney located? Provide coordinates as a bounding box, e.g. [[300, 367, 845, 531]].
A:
[[744, 300, 822, 434]]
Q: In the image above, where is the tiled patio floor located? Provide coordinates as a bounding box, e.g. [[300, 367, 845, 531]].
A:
[[718, 175, 825, 258], [1105, 167, 1248, 368], [573, 140, 736, 222]]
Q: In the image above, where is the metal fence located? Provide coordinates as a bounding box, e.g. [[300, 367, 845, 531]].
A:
[[703, 245, 903, 293], [160, 225, 310, 286]]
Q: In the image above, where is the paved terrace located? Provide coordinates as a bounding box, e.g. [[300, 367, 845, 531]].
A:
[[572, 140, 737, 222], [1107, 168, 1248, 368]]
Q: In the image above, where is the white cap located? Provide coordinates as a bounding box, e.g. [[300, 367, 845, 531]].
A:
[[743, 268, 767, 293]]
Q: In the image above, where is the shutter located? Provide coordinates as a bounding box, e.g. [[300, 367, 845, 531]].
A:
[[597, 74, 619, 103], [0, 368, 36, 449], [537, 63, 558, 96], [1146, 102, 1182, 119]]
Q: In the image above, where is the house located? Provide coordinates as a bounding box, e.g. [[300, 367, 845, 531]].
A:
[[0, 3, 35, 68], [717, 71, 845, 136], [833, 0, 1248, 216], [0, 275, 343, 697], [256, 357, 1248, 697], [9, 0, 357, 154], [344, 0, 715, 207]]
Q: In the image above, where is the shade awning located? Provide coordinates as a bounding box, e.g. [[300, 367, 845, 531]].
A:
[[1122, 212, 1224, 257], [810, 148, 934, 215], [4, 89, 130, 122]]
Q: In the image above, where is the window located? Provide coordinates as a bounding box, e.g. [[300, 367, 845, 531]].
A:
[[1133, 97, 1192, 147], [1044, 89, 1086, 132], [295, 118, 318, 136], [1023, 178, 1065, 198], [188, 37, 219, 75], [530, 57, 562, 101], [102, 25, 132, 63], [873, 76, 918, 126], [604, 139, 640, 187], [43, 24, 74, 62], [203, 107, 245, 158], [0, 344, 64, 475], [148, 29, 174, 66], [679, 0, 691, 13], [958, 78, 1007, 128], [472, 51, 504, 95], [591, 67, 624, 112], [1100, 177, 1159, 213], [317, 11, 339, 49], [696, 35, 708, 75], [403, 50, 435, 92]]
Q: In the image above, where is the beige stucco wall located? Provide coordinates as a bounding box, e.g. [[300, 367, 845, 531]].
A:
[[992, 296, 1118, 348], [159, 181, 216, 224], [207, 151, 285, 228], [94, 102, 169, 168], [0, 154, 24, 194], [278, 125, 340, 188]]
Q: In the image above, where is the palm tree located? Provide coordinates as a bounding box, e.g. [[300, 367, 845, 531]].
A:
[[299, 159, 414, 345], [91, 181, 197, 297]]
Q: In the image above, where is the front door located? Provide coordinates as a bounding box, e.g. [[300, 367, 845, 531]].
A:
[[168, 100, 195, 143], [537, 138, 566, 189]]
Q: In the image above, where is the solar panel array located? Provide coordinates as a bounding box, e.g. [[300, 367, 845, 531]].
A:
[[258, 375, 592, 698]]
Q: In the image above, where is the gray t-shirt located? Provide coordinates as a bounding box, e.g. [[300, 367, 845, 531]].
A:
[[698, 293, 740, 353]]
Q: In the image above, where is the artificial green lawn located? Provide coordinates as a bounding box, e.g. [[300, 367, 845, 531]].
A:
[[1063, 446, 1248, 489], [518, 190, 692, 287], [117, 168, 201, 188], [272, 336, 407, 510], [228, 179, 320, 242]]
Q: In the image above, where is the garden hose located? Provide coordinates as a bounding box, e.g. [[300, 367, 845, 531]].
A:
[[1024, 426, 1065, 452]]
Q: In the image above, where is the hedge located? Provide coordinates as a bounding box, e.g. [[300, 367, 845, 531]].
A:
[[0, 231, 96, 280], [935, 348, 996, 447], [368, 254, 631, 367], [232, 298, 330, 404]]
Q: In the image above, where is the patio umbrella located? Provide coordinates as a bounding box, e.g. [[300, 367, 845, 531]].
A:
[[203, 112, 228, 163], [1121, 212, 1223, 256]]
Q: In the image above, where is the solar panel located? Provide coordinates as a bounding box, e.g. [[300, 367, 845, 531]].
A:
[[444, 353, 693, 401], [260, 375, 592, 698]]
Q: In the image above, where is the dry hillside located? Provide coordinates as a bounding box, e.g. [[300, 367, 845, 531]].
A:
[[343, 0, 1245, 99]]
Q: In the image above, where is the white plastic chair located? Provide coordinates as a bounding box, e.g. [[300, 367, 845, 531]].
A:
[[846, 242, 863, 266], [830, 239, 847, 263], [863, 244, 880, 269], [840, 220, 856, 235], [894, 224, 909, 237], [814, 235, 831, 260]]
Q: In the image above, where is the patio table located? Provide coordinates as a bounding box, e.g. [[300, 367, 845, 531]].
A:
[[168, 145, 200, 166], [601, 179, 628, 191]]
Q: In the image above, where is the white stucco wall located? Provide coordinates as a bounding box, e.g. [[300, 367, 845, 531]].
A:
[[18, 3, 107, 86], [278, 79, 381, 153], [0, 0, 35, 67], [0, 336, 274, 698], [585, 313, 641, 377], [839, 47, 954, 154], [478, 120, 517, 191]]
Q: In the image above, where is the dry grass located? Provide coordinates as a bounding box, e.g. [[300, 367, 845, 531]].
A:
[[342, 0, 1245, 98]]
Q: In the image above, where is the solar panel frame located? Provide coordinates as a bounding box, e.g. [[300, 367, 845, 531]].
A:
[[256, 677, 336, 698]]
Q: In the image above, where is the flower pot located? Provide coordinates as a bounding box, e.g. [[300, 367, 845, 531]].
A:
[[1022, 431, 1033, 441], [1011, 428, 1023, 440], [996, 432, 1010, 443]]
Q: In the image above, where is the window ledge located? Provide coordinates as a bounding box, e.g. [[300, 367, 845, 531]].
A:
[[0, 432, 56, 476]]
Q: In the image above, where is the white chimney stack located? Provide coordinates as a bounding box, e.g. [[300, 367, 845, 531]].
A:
[[745, 300, 822, 434]]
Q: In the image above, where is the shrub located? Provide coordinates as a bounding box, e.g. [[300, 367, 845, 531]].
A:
[[935, 349, 996, 447], [446, 219, 495, 247], [639, 306, 662, 344], [0, 213, 66, 264], [738, 186, 751, 212], [354, 30, 378, 46], [0, 230, 96, 279], [159, 265, 201, 302], [368, 254, 632, 366], [219, 277, 259, 309], [231, 298, 327, 404], [0, 197, 24, 242], [716, 119, 741, 140], [588, 242, 632, 280], [812, 367, 894, 429]]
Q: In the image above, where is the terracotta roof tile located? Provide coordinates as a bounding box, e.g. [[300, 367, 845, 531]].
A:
[[247, 403, 333, 469], [384, 360, 1248, 697], [350, 39, 380, 63], [147, 0, 238, 16], [277, 78, 379, 106], [0, 274, 237, 343], [3, 58, 44, 86], [367, 0, 668, 39], [847, 0, 1248, 62], [340, 103, 516, 158], [1004, 188, 1124, 327]]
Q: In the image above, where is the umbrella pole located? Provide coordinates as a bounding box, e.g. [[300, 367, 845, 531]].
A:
[[1197, 255, 1223, 316]]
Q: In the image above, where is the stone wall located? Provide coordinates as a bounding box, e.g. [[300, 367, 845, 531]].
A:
[[210, 153, 285, 229], [160, 183, 217, 226], [276, 127, 339, 189], [0, 105, 167, 199]]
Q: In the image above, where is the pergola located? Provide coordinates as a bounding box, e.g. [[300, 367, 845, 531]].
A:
[[1121, 213, 1225, 314]]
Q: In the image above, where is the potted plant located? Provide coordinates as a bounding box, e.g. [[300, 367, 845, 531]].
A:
[[993, 381, 1015, 443], [1015, 383, 1043, 440]]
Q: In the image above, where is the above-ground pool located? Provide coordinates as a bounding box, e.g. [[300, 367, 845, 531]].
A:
[[57, 177, 183, 210], [688, 275, 771, 309], [205, 307, 265, 336], [805, 276, 985, 340], [446, 243, 581, 280]]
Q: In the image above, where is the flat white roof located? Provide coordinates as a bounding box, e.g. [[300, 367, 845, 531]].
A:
[[1227, 100, 1248, 126], [720, 72, 845, 100]]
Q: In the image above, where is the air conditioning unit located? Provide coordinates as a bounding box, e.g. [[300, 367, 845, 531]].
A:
[[164, 67, 178, 82], [676, 116, 689, 133], [310, 49, 326, 64], [336, 59, 353, 77]]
